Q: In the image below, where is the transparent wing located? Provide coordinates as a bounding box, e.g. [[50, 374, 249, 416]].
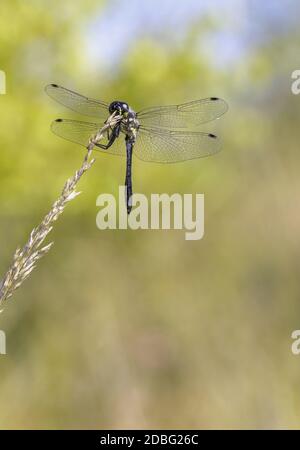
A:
[[50, 119, 126, 156], [133, 126, 221, 163], [137, 97, 228, 129], [45, 84, 109, 119]]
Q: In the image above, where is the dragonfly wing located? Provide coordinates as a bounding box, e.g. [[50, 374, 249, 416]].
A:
[[137, 97, 228, 129], [50, 119, 126, 156], [45, 84, 109, 119], [133, 126, 221, 163]]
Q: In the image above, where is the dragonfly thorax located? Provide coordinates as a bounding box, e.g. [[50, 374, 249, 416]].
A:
[[121, 110, 140, 140]]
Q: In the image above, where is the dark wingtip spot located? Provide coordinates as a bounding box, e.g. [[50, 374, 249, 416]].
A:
[[210, 97, 219, 101], [51, 83, 58, 88], [209, 133, 217, 139], [55, 118, 63, 122]]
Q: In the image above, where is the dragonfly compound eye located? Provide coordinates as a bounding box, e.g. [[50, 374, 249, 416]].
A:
[[109, 101, 129, 115]]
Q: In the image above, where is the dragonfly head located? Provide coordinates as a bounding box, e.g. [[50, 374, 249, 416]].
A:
[[109, 101, 129, 116]]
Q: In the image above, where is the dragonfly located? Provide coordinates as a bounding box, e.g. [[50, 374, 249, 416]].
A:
[[45, 84, 228, 214]]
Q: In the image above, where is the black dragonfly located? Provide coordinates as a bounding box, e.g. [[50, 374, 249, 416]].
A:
[[45, 84, 228, 214]]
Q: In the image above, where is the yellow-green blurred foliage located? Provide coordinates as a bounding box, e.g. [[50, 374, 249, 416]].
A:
[[0, 0, 300, 428]]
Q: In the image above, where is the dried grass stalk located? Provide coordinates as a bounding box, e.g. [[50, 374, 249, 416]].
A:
[[0, 112, 121, 308]]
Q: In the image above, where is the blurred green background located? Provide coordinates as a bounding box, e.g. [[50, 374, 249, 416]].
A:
[[1, 0, 300, 429]]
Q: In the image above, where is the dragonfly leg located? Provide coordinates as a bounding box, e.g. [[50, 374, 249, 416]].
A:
[[95, 123, 121, 149]]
